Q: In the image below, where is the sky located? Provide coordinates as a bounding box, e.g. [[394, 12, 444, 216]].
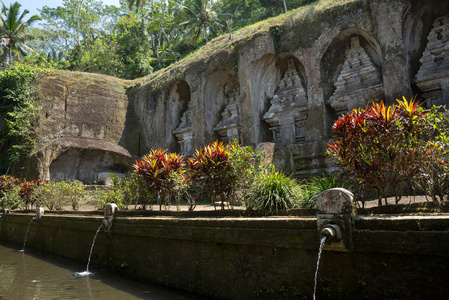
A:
[[2, 0, 122, 19]]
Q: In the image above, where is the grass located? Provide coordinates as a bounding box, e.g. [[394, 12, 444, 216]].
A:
[[131, 0, 363, 91]]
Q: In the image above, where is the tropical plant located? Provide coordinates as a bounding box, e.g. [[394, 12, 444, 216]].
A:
[[327, 97, 449, 206], [0, 184, 22, 209], [244, 165, 302, 215], [412, 105, 449, 206], [177, 0, 233, 44], [0, 174, 20, 198], [187, 141, 236, 209], [34, 180, 86, 210], [110, 174, 152, 209], [227, 139, 262, 203], [0, 1, 41, 65], [299, 173, 352, 208], [126, 0, 149, 13], [133, 148, 185, 210], [19, 179, 48, 209], [0, 64, 45, 175]]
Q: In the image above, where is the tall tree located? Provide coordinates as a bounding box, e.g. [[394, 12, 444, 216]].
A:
[[126, 0, 150, 13], [178, 0, 232, 44], [0, 1, 41, 64]]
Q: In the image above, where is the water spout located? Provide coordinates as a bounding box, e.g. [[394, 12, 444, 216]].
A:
[[33, 207, 44, 221], [0, 208, 9, 219], [102, 203, 118, 230], [320, 224, 342, 243]]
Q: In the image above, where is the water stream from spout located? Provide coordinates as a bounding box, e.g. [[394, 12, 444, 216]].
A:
[[18, 219, 34, 252], [74, 224, 103, 277], [313, 235, 327, 300]]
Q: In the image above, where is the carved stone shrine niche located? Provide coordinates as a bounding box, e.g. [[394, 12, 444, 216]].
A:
[[416, 15, 449, 107], [214, 90, 241, 142], [328, 36, 384, 116], [173, 104, 193, 156], [263, 59, 308, 144]]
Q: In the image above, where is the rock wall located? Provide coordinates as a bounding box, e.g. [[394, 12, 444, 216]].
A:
[[127, 0, 449, 177], [35, 0, 449, 180], [35, 71, 140, 183]]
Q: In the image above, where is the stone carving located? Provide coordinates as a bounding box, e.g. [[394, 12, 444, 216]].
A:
[[416, 15, 449, 107], [263, 59, 308, 144], [173, 106, 194, 156], [328, 36, 384, 115], [214, 91, 241, 142]]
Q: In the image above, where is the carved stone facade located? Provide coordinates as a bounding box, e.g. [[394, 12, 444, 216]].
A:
[[328, 36, 384, 115], [30, 1, 449, 181], [173, 106, 194, 156], [416, 15, 449, 107], [214, 91, 241, 142], [263, 59, 308, 145]]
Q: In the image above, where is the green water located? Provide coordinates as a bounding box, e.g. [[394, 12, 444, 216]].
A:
[[0, 242, 202, 299]]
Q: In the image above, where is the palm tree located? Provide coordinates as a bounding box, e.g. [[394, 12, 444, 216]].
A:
[[0, 1, 41, 64], [177, 0, 233, 44], [126, 0, 150, 13]]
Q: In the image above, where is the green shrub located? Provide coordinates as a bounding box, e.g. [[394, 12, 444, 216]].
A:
[[244, 166, 302, 215], [0, 175, 21, 198], [228, 140, 262, 203], [19, 179, 48, 209], [87, 190, 110, 211], [112, 174, 152, 209], [0, 64, 47, 174], [34, 180, 86, 210], [299, 174, 352, 208], [0, 185, 23, 210]]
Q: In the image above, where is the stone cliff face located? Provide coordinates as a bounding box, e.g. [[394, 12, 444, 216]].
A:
[[35, 71, 139, 183], [34, 0, 449, 182]]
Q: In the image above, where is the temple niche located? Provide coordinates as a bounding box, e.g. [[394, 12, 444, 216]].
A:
[[416, 15, 449, 107], [263, 59, 308, 145], [327, 36, 384, 116], [214, 90, 241, 142], [173, 104, 193, 156]]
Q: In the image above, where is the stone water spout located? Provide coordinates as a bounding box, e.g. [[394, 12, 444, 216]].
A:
[[32, 207, 44, 221], [320, 223, 342, 243], [102, 203, 118, 230], [0, 208, 9, 219], [316, 188, 354, 252]]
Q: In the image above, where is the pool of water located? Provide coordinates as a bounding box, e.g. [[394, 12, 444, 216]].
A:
[[0, 242, 202, 299]]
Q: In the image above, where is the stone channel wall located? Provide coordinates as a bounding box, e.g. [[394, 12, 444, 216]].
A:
[[1, 213, 449, 299]]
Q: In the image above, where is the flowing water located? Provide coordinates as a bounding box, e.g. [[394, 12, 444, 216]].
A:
[[74, 224, 103, 277], [313, 235, 327, 300], [0, 242, 204, 299], [18, 219, 33, 252]]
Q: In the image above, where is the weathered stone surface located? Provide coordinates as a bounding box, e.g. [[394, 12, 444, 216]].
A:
[[254, 142, 275, 166], [263, 58, 308, 145], [328, 36, 384, 115], [32, 0, 449, 180], [35, 72, 139, 183], [416, 14, 449, 107], [2, 214, 449, 299], [214, 91, 241, 142]]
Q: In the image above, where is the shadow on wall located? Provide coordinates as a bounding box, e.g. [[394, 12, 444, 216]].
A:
[[49, 149, 133, 184]]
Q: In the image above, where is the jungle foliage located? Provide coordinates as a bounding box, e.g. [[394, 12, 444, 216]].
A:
[[0, 0, 319, 79]]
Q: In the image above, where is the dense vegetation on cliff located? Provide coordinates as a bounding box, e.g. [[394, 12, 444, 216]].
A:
[[0, 0, 318, 79]]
